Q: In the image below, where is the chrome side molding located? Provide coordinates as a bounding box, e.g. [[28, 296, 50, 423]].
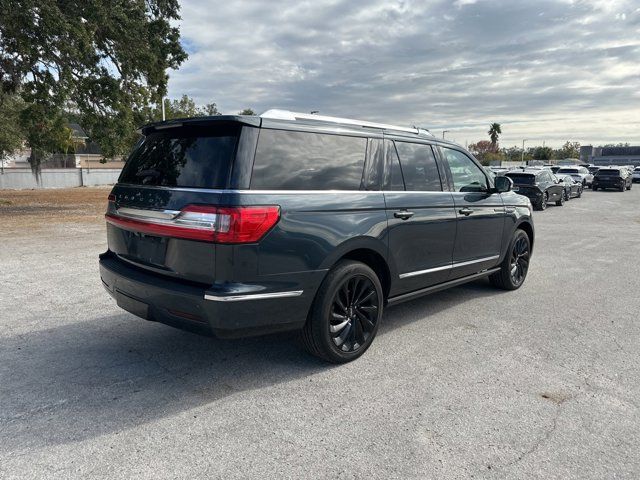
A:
[[399, 255, 500, 279]]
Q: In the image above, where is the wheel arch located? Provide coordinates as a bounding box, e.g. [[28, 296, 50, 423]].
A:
[[515, 220, 535, 253], [319, 237, 395, 301]]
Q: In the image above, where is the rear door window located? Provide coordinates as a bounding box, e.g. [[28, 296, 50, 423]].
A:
[[119, 124, 240, 188], [383, 140, 405, 190], [393, 141, 442, 191], [251, 129, 367, 190]]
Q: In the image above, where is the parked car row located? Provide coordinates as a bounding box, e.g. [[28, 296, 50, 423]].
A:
[[486, 163, 637, 203], [504, 169, 583, 210]]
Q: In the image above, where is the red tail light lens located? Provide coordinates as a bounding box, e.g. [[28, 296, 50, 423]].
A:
[[105, 205, 280, 244]]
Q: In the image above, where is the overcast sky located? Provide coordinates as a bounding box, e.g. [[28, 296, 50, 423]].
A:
[[168, 0, 640, 148]]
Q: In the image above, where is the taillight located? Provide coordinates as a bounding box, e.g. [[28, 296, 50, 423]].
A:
[[107, 194, 115, 202], [105, 205, 280, 244]]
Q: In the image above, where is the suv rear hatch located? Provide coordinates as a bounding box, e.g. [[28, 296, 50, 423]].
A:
[[105, 119, 274, 285]]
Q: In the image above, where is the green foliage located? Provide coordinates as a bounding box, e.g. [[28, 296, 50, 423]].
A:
[[488, 122, 502, 148], [0, 0, 188, 167], [532, 146, 553, 160], [159, 95, 222, 119], [238, 108, 255, 116], [0, 89, 25, 165], [554, 141, 580, 160], [469, 140, 504, 165]]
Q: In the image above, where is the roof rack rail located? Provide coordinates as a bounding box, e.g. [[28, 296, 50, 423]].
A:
[[260, 109, 433, 137]]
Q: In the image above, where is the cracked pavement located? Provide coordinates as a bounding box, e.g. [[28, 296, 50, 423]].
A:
[[0, 186, 639, 479]]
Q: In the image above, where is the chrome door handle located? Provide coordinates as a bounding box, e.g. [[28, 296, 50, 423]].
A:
[[394, 210, 415, 220], [458, 207, 474, 216]]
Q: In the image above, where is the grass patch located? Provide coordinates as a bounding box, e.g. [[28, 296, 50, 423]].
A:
[[0, 199, 12, 206]]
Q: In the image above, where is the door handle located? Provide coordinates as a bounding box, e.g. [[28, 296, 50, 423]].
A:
[[458, 207, 474, 216], [394, 210, 415, 220]]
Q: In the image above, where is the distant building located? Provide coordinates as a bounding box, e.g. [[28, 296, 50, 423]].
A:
[[581, 145, 640, 166]]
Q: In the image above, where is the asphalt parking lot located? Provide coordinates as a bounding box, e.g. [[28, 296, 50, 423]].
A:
[[1, 186, 639, 479]]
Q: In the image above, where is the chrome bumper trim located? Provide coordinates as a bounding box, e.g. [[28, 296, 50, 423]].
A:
[[204, 290, 304, 302]]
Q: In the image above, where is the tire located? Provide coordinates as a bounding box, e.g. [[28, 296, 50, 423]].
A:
[[555, 193, 565, 206], [564, 189, 570, 201], [535, 192, 548, 211], [619, 184, 625, 192], [301, 260, 383, 363], [626, 183, 631, 190], [592, 186, 597, 191], [489, 229, 531, 291], [577, 187, 582, 198]]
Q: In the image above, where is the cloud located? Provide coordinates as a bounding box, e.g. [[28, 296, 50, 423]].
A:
[[168, 0, 640, 147]]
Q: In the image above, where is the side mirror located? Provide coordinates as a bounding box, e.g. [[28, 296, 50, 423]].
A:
[[494, 175, 513, 193]]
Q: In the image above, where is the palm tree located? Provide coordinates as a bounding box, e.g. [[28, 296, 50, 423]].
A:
[[488, 123, 502, 150]]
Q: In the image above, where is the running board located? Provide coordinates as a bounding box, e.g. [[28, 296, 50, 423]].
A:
[[387, 268, 501, 306]]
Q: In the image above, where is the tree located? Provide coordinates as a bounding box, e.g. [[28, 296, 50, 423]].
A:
[[0, 90, 24, 170], [238, 108, 255, 116], [0, 0, 188, 169], [532, 146, 553, 161], [501, 146, 525, 162], [157, 95, 222, 120], [488, 123, 502, 149], [469, 140, 496, 157], [554, 141, 580, 160], [469, 140, 503, 165]]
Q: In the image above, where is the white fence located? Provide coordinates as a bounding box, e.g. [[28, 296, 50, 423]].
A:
[[0, 168, 122, 190]]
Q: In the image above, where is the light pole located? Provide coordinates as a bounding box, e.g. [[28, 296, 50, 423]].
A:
[[442, 130, 450, 139], [161, 97, 167, 121], [521, 139, 528, 165]]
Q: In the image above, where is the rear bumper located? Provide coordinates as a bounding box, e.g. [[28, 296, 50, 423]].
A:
[[513, 188, 542, 202], [593, 180, 624, 189], [99, 251, 323, 338]]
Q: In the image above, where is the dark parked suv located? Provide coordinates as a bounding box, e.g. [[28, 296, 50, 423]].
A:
[[99, 110, 535, 362], [592, 168, 632, 191], [505, 169, 565, 210]]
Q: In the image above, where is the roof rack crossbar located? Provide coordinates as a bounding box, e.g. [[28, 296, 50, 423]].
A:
[[260, 109, 433, 136]]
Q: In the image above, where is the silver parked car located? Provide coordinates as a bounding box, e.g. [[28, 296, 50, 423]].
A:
[[555, 166, 594, 188]]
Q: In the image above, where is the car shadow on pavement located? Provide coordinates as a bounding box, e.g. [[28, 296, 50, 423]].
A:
[[0, 279, 507, 453]]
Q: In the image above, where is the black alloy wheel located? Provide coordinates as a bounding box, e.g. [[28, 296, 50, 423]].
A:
[[509, 235, 530, 287], [301, 260, 383, 363], [538, 192, 548, 210], [329, 275, 379, 353], [489, 229, 531, 290], [556, 194, 565, 206]]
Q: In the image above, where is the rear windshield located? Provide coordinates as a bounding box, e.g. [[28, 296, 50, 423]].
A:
[[596, 169, 620, 176], [506, 173, 536, 185], [119, 124, 240, 188], [251, 129, 367, 190], [557, 168, 578, 174]]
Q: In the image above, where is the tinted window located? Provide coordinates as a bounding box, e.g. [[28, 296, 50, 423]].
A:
[[251, 129, 366, 190], [506, 173, 536, 185], [119, 124, 240, 188], [383, 140, 405, 190], [596, 169, 620, 176], [363, 139, 384, 191], [394, 142, 442, 191], [441, 148, 488, 192], [557, 168, 579, 174]]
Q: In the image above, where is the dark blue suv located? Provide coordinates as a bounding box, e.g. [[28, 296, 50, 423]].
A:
[[99, 110, 534, 363]]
